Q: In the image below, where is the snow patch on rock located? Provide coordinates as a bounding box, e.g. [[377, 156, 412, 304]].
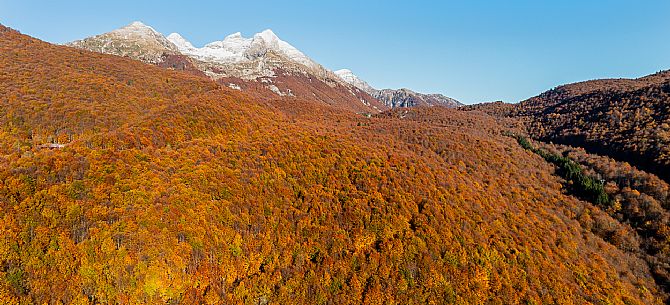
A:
[[167, 29, 317, 69], [335, 69, 377, 94]]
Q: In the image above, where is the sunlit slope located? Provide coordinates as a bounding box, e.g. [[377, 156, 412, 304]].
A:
[[0, 25, 665, 304]]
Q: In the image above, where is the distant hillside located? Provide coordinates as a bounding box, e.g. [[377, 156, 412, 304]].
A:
[[514, 71, 670, 182]]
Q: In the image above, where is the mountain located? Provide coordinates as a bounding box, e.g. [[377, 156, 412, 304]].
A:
[[168, 30, 318, 70], [165, 29, 328, 80], [68, 22, 386, 114], [334, 69, 376, 93], [372, 88, 462, 108], [2, 23, 667, 304], [68, 21, 180, 64], [68, 22, 461, 113], [335, 68, 462, 108]]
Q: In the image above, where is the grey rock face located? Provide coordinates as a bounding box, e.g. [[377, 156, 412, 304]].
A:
[[335, 69, 461, 108], [372, 88, 462, 108]]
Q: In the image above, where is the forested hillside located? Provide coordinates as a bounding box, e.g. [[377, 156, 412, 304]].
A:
[[511, 71, 670, 182], [0, 24, 667, 304], [462, 71, 670, 294]]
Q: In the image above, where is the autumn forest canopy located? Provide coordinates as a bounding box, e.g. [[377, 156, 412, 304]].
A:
[[1, 23, 670, 305]]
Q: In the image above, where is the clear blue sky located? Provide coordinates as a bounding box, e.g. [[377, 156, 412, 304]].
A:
[[2, 0, 669, 104]]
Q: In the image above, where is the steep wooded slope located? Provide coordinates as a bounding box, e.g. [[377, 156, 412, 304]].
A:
[[484, 71, 670, 182], [0, 25, 666, 304], [463, 72, 670, 292]]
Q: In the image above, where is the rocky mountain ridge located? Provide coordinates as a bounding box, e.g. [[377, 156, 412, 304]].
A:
[[68, 21, 459, 111], [68, 21, 180, 64], [335, 68, 462, 108], [68, 21, 385, 113]]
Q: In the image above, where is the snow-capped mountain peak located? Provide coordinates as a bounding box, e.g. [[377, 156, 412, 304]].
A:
[[66, 21, 457, 112], [249, 29, 316, 68], [130, 21, 146, 27], [175, 33, 251, 63], [166, 33, 196, 52], [335, 68, 353, 75], [335, 69, 376, 94], [335, 69, 360, 84], [67, 21, 179, 64], [116, 21, 162, 37], [256, 29, 280, 43], [225, 32, 243, 39], [166, 29, 318, 69]]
